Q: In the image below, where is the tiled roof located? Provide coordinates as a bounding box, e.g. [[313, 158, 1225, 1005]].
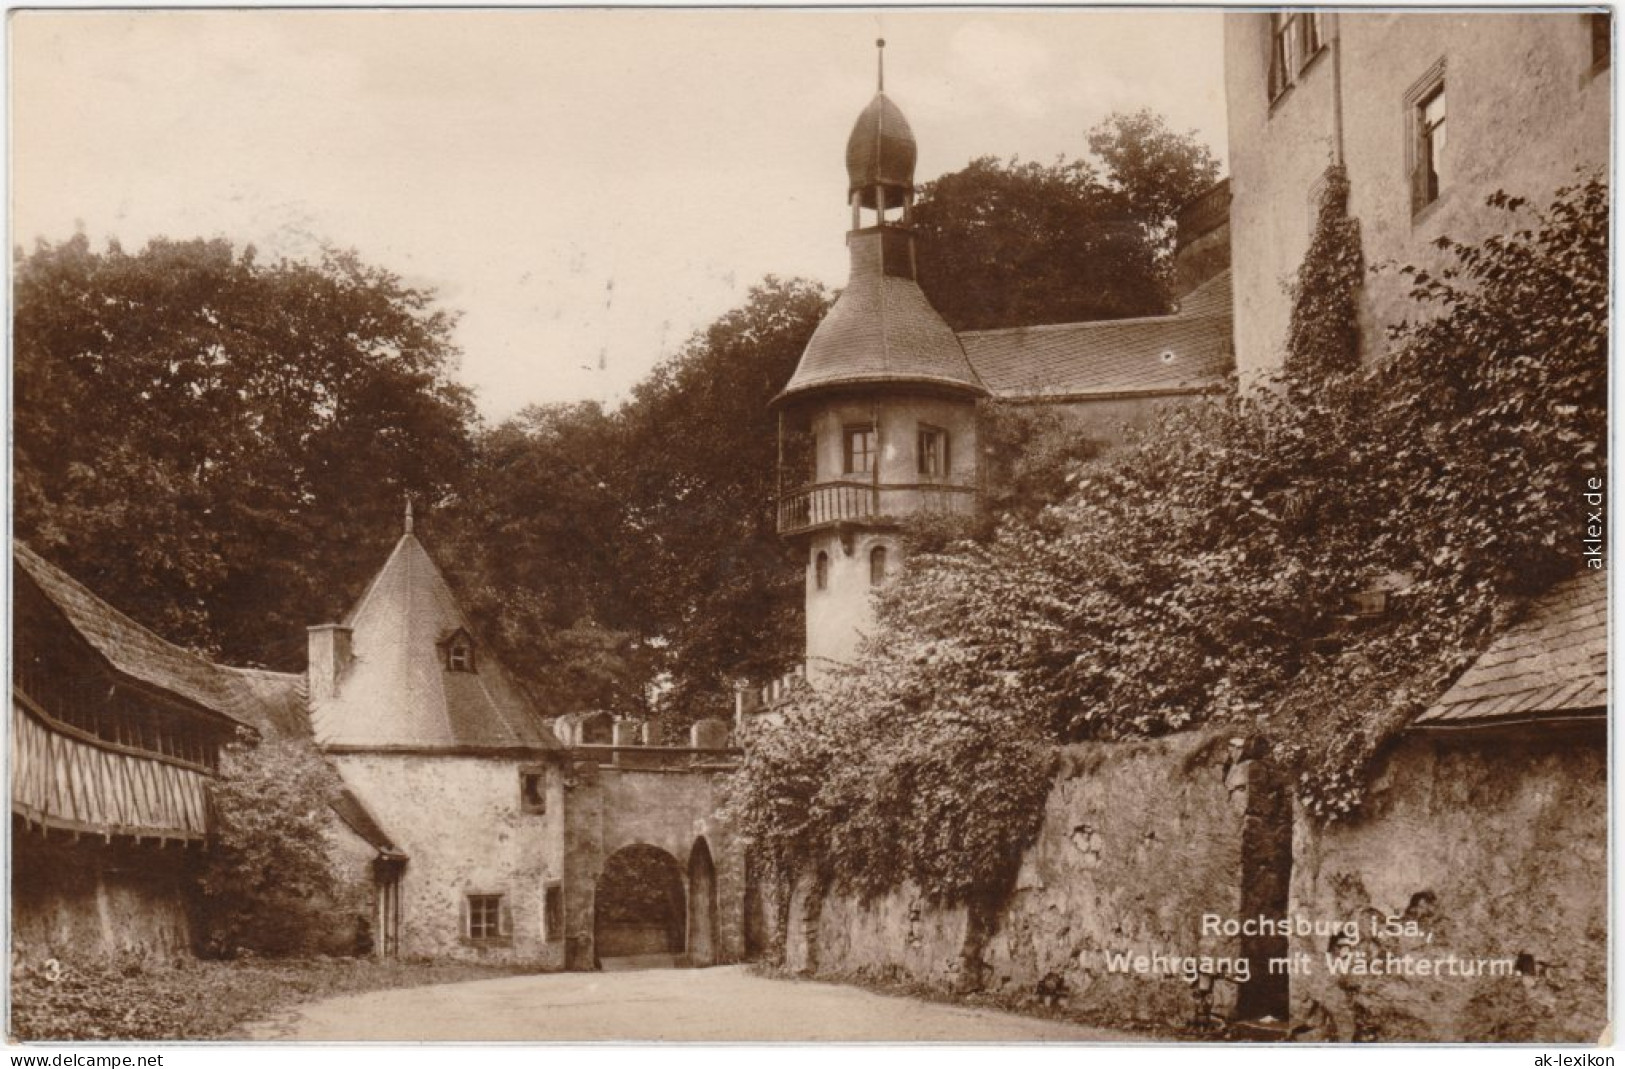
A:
[[331, 788, 404, 857], [959, 270, 1234, 399], [219, 665, 309, 740], [776, 230, 985, 403], [14, 542, 296, 733], [1414, 569, 1608, 728], [311, 533, 559, 752]]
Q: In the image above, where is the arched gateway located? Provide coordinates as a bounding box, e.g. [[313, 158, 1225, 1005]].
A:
[[594, 844, 687, 966]]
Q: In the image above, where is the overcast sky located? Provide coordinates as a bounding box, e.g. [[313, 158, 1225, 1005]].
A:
[[11, 9, 1228, 422]]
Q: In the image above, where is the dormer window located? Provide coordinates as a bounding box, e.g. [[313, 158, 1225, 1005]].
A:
[[442, 629, 476, 673]]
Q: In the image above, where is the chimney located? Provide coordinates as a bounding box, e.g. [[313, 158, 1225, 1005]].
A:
[[1172, 177, 1231, 301], [307, 624, 354, 702]]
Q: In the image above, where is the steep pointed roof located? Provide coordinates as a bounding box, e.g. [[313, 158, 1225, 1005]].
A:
[[310, 533, 559, 753]]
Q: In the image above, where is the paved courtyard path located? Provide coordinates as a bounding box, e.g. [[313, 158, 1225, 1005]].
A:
[[243, 964, 1140, 1042]]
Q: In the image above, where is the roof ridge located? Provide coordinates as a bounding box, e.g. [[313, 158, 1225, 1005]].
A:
[[961, 310, 1232, 340]]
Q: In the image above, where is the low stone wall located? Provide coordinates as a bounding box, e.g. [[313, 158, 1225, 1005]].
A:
[[12, 833, 198, 964], [781, 728, 1280, 1029], [1288, 725, 1607, 1043]]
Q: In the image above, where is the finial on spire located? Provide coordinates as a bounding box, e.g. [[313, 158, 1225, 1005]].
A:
[[404, 496, 414, 536], [876, 38, 886, 92]]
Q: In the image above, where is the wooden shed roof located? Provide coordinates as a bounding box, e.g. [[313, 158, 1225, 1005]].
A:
[[14, 542, 302, 734], [1414, 569, 1607, 729]]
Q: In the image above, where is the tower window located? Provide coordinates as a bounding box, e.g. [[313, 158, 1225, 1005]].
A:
[[870, 545, 889, 586], [1592, 13, 1611, 70], [815, 552, 830, 591], [447, 637, 475, 673], [917, 426, 949, 477], [843, 425, 876, 475]]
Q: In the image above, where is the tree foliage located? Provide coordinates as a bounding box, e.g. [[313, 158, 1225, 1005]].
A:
[[914, 111, 1221, 331], [13, 236, 476, 669], [1087, 108, 1223, 265], [435, 401, 650, 715], [913, 156, 1162, 332], [614, 277, 830, 729], [200, 735, 358, 956], [727, 175, 1608, 901], [435, 278, 830, 728]]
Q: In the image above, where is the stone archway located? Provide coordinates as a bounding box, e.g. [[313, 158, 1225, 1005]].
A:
[[594, 844, 686, 968], [687, 837, 718, 967]]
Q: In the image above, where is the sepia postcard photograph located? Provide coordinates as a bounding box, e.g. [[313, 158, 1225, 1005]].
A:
[[5, 5, 1613, 1053]]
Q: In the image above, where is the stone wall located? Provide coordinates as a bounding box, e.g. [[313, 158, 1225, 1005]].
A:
[[1288, 725, 1607, 1043], [562, 759, 745, 969], [781, 729, 1283, 1029], [332, 752, 565, 965], [12, 833, 198, 964]]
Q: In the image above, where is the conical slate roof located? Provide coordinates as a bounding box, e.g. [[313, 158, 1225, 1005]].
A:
[[846, 92, 917, 207], [310, 533, 559, 752], [776, 229, 985, 404]]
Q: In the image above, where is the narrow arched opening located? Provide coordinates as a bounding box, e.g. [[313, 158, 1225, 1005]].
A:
[[687, 837, 719, 967]]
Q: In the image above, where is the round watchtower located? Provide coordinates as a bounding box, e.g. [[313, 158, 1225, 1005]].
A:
[[772, 42, 985, 680]]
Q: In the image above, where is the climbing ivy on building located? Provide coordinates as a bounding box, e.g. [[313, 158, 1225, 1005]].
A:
[[725, 175, 1607, 903], [1285, 165, 1363, 386]]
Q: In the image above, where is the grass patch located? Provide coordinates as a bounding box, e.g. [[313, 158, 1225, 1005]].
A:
[[10, 954, 535, 1042]]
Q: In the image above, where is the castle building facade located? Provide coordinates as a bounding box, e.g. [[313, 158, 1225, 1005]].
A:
[[1225, 11, 1610, 379]]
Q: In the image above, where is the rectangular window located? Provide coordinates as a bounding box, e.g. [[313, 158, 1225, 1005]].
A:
[[917, 426, 948, 478], [1268, 12, 1294, 100], [520, 768, 546, 813], [1414, 84, 1447, 211], [843, 425, 875, 475], [544, 884, 564, 942], [1299, 12, 1322, 61], [1268, 11, 1324, 102], [464, 893, 509, 942], [1592, 12, 1611, 69]]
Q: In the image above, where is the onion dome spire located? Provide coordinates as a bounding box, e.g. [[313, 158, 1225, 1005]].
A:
[[846, 39, 917, 210]]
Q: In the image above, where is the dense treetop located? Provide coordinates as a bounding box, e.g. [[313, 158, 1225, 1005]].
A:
[[14, 236, 475, 668], [913, 110, 1220, 331]]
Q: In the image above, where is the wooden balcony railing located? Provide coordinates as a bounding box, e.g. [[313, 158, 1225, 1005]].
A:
[[777, 480, 979, 535]]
